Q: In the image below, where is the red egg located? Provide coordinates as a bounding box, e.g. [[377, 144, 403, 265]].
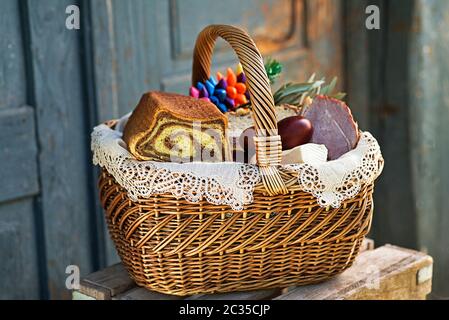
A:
[[277, 116, 313, 150]]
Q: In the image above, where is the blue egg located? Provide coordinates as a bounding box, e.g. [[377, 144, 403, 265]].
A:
[[205, 80, 215, 96], [208, 76, 217, 86], [217, 103, 228, 113], [210, 96, 220, 106], [214, 88, 227, 102], [196, 82, 205, 91]]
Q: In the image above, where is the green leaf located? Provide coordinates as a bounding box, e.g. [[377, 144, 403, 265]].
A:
[[320, 77, 337, 96], [264, 57, 283, 84], [331, 92, 347, 100]]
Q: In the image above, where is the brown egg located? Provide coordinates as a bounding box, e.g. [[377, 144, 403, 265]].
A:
[[277, 116, 313, 150]]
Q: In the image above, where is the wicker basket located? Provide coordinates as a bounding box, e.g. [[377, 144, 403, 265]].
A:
[[98, 25, 380, 296]]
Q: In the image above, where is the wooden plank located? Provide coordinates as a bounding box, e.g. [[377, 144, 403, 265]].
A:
[[25, 0, 95, 299], [305, 0, 344, 89], [79, 263, 136, 300], [343, 0, 370, 129], [407, 0, 449, 299], [275, 245, 432, 300], [0, 199, 40, 299], [345, 0, 449, 298], [90, 0, 161, 123], [0, 0, 41, 300], [360, 0, 418, 250], [373, 0, 418, 249], [0, 107, 39, 202], [0, 0, 27, 110]]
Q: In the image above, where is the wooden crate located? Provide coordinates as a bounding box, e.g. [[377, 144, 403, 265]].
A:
[[73, 240, 433, 300]]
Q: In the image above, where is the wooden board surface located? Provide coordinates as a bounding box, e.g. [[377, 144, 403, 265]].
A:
[[0, 107, 39, 202], [0, 0, 41, 299], [276, 245, 432, 300], [74, 241, 433, 300], [25, 0, 95, 299]]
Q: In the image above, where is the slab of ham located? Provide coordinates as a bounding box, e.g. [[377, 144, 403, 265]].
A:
[[302, 95, 359, 160]]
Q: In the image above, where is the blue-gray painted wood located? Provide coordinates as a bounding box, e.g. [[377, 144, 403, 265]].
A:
[[408, 0, 449, 299], [0, 0, 41, 300], [90, 0, 161, 123], [25, 0, 94, 299], [369, 0, 418, 249], [0, 107, 39, 202], [0, 199, 40, 299], [345, 0, 418, 249], [0, 0, 27, 110], [343, 0, 370, 129], [345, 0, 449, 298]]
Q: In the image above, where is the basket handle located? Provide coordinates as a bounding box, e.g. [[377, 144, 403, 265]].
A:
[[192, 24, 287, 196]]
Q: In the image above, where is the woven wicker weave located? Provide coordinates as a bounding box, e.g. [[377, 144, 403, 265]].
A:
[[98, 25, 380, 296]]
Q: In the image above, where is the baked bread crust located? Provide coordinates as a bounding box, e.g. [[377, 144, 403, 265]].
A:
[[123, 91, 229, 161]]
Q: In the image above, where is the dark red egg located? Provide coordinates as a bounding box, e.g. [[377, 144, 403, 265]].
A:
[[277, 116, 313, 150]]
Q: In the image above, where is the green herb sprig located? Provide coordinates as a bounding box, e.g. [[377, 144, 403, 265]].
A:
[[264, 58, 283, 84], [273, 73, 346, 107], [236, 60, 345, 112]]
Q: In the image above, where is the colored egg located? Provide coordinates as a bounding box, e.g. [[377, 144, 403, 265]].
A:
[[196, 82, 205, 91], [224, 97, 235, 109], [217, 103, 228, 113], [236, 63, 244, 75], [235, 83, 246, 94], [235, 93, 247, 105], [205, 80, 215, 96], [226, 86, 237, 99], [216, 78, 227, 90], [208, 76, 217, 86], [199, 87, 209, 98], [189, 86, 200, 98], [277, 116, 313, 150], [227, 68, 237, 87], [237, 72, 246, 83], [244, 91, 250, 100], [216, 71, 224, 80], [200, 97, 211, 102], [210, 96, 219, 106], [214, 88, 227, 102]]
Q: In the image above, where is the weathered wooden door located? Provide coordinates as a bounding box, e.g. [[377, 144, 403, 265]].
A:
[[1, 0, 343, 299]]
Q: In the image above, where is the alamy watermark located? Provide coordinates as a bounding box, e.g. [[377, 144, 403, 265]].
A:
[[65, 5, 80, 30], [366, 5, 380, 30], [65, 265, 80, 290]]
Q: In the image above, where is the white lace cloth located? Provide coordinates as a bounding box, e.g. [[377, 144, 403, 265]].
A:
[[91, 115, 383, 210]]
